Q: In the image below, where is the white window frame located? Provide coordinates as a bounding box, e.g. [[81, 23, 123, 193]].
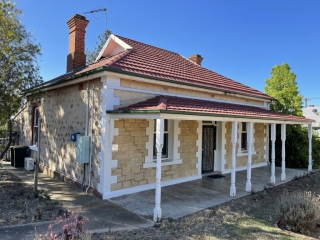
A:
[[241, 122, 247, 151], [33, 107, 39, 146], [237, 122, 256, 156], [153, 119, 169, 159], [143, 119, 182, 168]]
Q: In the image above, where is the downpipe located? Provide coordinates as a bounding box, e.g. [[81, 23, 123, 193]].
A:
[[82, 81, 89, 189], [86, 83, 94, 194], [34, 117, 41, 194]]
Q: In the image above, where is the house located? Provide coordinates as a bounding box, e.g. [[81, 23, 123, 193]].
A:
[[303, 105, 320, 137], [14, 14, 314, 221]]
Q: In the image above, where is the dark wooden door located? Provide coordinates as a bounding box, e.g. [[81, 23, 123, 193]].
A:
[[202, 125, 216, 173]]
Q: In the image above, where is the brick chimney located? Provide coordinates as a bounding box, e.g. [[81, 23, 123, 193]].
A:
[[188, 54, 203, 66], [66, 14, 89, 72]]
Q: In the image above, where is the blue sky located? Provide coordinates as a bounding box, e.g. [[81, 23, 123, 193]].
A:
[[17, 0, 320, 106]]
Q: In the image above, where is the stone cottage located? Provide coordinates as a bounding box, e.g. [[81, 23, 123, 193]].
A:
[[14, 14, 314, 221]]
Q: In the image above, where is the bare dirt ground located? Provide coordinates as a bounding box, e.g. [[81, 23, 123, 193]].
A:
[[2, 167, 320, 239], [0, 169, 65, 226]]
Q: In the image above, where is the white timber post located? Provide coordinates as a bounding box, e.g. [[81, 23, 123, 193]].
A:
[[153, 118, 164, 222], [308, 124, 312, 172], [270, 123, 276, 184], [246, 122, 253, 192], [230, 121, 238, 197], [281, 124, 286, 181]]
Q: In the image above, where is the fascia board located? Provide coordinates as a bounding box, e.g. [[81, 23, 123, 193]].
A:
[[107, 110, 314, 124], [95, 34, 132, 62]]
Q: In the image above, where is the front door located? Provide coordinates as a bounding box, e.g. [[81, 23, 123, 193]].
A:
[[202, 125, 216, 173]]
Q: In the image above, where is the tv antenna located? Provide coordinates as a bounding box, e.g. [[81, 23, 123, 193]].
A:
[[304, 97, 320, 108], [84, 8, 107, 31]]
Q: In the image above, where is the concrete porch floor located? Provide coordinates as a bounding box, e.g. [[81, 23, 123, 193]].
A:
[[110, 166, 307, 220]]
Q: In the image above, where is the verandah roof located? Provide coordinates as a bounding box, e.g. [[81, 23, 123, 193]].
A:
[[106, 95, 314, 124]]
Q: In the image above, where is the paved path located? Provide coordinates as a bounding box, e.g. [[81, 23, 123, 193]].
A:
[[0, 161, 152, 240]]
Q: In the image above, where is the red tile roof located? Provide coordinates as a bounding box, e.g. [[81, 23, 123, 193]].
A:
[[109, 95, 313, 123], [109, 35, 272, 100], [42, 35, 272, 100]]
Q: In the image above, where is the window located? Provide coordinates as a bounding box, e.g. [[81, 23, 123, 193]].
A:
[[143, 119, 182, 168], [33, 107, 39, 146], [153, 119, 168, 158], [241, 122, 247, 151]]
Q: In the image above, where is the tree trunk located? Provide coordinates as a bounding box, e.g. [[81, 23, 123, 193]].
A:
[[0, 120, 12, 160]]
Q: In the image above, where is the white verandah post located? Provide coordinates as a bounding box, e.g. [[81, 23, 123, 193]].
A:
[[153, 118, 164, 222], [270, 123, 276, 184], [230, 121, 238, 196], [308, 124, 312, 172], [281, 124, 286, 181], [246, 122, 253, 192]]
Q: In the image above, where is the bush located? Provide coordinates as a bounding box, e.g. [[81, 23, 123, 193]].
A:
[[277, 190, 320, 234], [271, 125, 320, 169]]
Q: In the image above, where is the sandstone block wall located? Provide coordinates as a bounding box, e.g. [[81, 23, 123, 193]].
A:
[[224, 122, 266, 169], [178, 120, 199, 177], [113, 89, 156, 109], [120, 78, 265, 107], [14, 79, 102, 190], [111, 119, 198, 191]]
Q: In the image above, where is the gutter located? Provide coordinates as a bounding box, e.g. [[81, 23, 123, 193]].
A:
[[106, 109, 315, 124], [21, 67, 105, 95]]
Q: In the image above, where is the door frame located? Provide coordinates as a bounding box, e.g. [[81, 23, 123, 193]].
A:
[[202, 123, 217, 174]]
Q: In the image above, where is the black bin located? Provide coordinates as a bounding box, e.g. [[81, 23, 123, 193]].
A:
[[12, 146, 29, 168], [10, 146, 15, 167]]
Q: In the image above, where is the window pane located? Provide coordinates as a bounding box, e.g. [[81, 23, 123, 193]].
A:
[[33, 126, 38, 146], [153, 133, 169, 158], [162, 133, 168, 157], [154, 119, 168, 132], [242, 122, 246, 132], [153, 134, 156, 157], [34, 108, 39, 126], [241, 132, 247, 150]]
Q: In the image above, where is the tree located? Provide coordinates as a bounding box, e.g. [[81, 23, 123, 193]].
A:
[[264, 63, 320, 168], [264, 63, 303, 116], [85, 29, 111, 64], [0, 0, 42, 158]]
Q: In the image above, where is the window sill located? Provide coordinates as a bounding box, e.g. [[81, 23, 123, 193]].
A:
[[237, 151, 256, 157], [29, 145, 38, 152], [143, 159, 182, 168]]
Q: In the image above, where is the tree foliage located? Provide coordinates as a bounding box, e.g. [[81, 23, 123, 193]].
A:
[[85, 29, 111, 64], [0, 0, 42, 158], [264, 63, 303, 116], [264, 63, 320, 169], [0, 0, 42, 124]]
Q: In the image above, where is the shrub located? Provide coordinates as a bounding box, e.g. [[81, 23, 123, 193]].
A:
[[277, 190, 320, 234], [271, 125, 320, 169]]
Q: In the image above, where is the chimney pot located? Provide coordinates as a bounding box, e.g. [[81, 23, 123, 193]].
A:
[[188, 54, 203, 66], [66, 14, 89, 72]]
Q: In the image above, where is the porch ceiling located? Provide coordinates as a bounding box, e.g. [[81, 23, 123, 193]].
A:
[[106, 95, 314, 124]]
